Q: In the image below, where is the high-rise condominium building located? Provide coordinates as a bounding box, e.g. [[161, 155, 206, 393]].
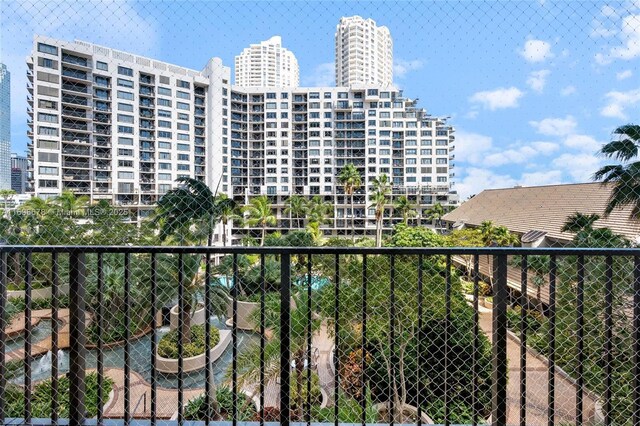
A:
[[0, 64, 11, 190], [28, 36, 456, 242], [234, 36, 299, 88], [335, 16, 393, 87], [11, 153, 28, 194]]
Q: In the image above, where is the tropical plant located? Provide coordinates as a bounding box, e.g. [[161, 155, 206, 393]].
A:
[[306, 195, 333, 227], [425, 202, 445, 228], [370, 174, 390, 247], [157, 324, 220, 358], [214, 194, 239, 247], [284, 195, 307, 229], [0, 188, 16, 216], [561, 212, 600, 233], [338, 163, 362, 241], [387, 223, 446, 248], [593, 124, 640, 217], [52, 190, 89, 218], [394, 196, 417, 225], [243, 195, 276, 246], [154, 177, 219, 246]]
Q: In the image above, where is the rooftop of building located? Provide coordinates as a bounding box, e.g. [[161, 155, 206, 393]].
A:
[[442, 182, 640, 243]]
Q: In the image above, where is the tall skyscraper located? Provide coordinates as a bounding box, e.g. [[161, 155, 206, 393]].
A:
[[335, 16, 393, 87], [11, 153, 28, 194], [234, 36, 299, 87], [0, 64, 11, 190]]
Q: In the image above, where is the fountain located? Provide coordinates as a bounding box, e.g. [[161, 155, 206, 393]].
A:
[[33, 350, 66, 376]]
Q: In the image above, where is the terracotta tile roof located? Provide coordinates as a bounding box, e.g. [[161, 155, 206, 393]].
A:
[[442, 182, 640, 244]]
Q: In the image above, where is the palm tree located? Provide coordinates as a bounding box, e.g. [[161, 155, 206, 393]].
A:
[[214, 194, 239, 247], [0, 189, 16, 217], [394, 196, 417, 225], [561, 212, 600, 233], [154, 177, 217, 246], [425, 202, 445, 229], [52, 190, 89, 217], [306, 195, 333, 227], [338, 163, 362, 241], [284, 195, 307, 229], [369, 174, 390, 247], [243, 195, 276, 246], [593, 124, 640, 217]]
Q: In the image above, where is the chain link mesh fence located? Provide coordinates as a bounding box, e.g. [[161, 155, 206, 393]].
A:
[[1, 1, 640, 425]]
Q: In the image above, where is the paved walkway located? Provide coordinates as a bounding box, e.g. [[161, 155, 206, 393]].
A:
[[5, 309, 75, 362], [475, 301, 597, 425]]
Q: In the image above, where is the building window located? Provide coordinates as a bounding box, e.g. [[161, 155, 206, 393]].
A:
[[38, 126, 58, 136], [176, 80, 190, 89], [158, 131, 172, 139], [118, 103, 133, 112], [177, 143, 190, 151], [177, 91, 190, 99], [118, 171, 134, 179], [118, 137, 133, 145], [177, 102, 189, 110], [158, 109, 171, 117], [37, 113, 58, 123], [158, 99, 172, 107], [117, 91, 134, 100], [118, 125, 134, 134], [117, 114, 134, 123], [96, 61, 108, 71], [37, 43, 58, 55], [38, 166, 58, 175], [117, 66, 133, 76], [117, 78, 134, 88], [158, 173, 172, 181]]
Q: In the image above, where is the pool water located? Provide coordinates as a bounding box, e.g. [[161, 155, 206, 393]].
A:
[[214, 274, 329, 290]]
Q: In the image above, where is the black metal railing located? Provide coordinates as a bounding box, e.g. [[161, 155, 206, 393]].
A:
[[0, 246, 639, 426]]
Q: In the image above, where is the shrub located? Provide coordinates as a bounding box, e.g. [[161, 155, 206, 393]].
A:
[[290, 372, 322, 415], [184, 386, 256, 421], [157, 324, 220, 358], [339, 349, 372, 399], [5, 372, 112, 418]]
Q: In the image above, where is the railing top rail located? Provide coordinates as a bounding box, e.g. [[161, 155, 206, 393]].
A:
[[0, 245, 639, 256]]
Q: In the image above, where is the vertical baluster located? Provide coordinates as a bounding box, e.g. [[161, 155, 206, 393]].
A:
[[96, 253, 104, 425], [604, 255, 613, 426], [150, 253, 157, 426], [24, 252, 32, 423], [444, 255, 451, 426], [519, 255, 528, 426], [306, 255, 312, 425], [633, 256, 640, 426], [280, 253, 292, 426], [177, 253, 184, 425], [417, 254, 423, 426], [334, 254, 340, 426], [51, 253, 59, 425], [362, 254, 368, 426], [0, 252, 7, 424], [547, 255, 557, 426], [204, 252, 212, 425], [492, 254, 508, 425], [260, 253, 265, 426], [124, 252, 131, 426], [233, 253, 239, 426], [389, 255, 396, 426], [472, 254, 479, 426], [576, 255, 585, 426], [68, 251, 87, 426]]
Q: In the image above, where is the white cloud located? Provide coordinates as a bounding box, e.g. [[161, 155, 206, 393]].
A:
[[393, 59, 424, 78], [484, 147, 537, 166], [302, 62, 334, 87], [464, 110, 479, 119], [600, 88, 640, 120], [563, 134, 602, 153], [519, 39, 554, 63], [469, 87, 524, 110], [560, 85, 577, 96], [595, 14, 640, 64], [454, 131, 493, 165], [531, 141, 560, 155], [520, 170, 563, 186], [552, 153, 602, 181], [457, 168, 518, 199], [526, 69, 550, 93], [529, 116, 577, 136], [616, 69, 633, 80]]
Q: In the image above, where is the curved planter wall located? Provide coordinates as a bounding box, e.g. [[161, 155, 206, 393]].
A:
[[226, 297, 259, 331], [7, 283, 70, 300], [156, 329, 231, 374], [169, 304, 206, 331], [374, 403, 434, 424]]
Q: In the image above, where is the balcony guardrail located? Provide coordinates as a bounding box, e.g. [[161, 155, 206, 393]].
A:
[[1, 246, 639, 426]]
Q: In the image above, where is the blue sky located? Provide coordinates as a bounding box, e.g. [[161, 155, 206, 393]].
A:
[[2, 0, 639, 198]]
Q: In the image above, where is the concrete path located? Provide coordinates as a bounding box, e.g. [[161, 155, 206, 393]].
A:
[[475, 302, 597, 425]]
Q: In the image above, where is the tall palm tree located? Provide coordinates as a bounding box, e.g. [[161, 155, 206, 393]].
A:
[[425, 202, 445, 229], [306, 195, 333, 227], [214, 194, 239, 247], [394, 196, 417, 225], [243, 195, 276, 246], [0, 189, 16, 217], [561, 212, 600, 233], [593, 124, 640, 217], [284, 195, 307, 229], [154, 177, 217, 245], [338, 163, 362, 241], [53, 190, 89, 217], [370, 191, 387, 247]]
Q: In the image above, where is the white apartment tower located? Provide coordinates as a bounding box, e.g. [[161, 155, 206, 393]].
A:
[[0, 64, 11, 190], [28, 36, 457, 241], [234, 36, 299, 88], [335, 16, 393, 87]]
